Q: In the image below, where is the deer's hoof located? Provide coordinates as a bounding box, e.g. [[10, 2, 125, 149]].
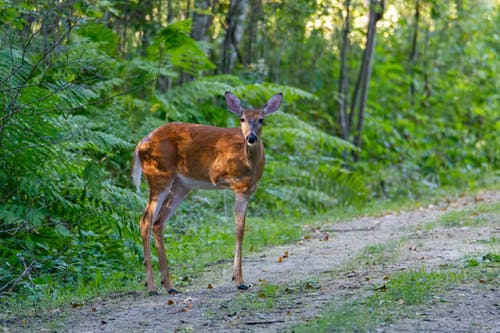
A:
[[148, 290, 159, 296], [168, 288, 181, 295], [237, 284, 250, 290]]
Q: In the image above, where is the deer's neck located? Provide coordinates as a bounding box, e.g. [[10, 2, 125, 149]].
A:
[[244, 140, 264, 167]]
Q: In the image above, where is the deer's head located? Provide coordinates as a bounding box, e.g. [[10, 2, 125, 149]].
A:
[[225, 91, 282, 147]]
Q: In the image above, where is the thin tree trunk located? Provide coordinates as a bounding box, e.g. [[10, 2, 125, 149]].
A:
[[338, 0, 351, 142], [245, 0, 263, 67], [186, 0, 192, 20], [409, 0, 420, 106], [352, 0, 384, 159], [221, 0, 249, 74], [167, 0, 174, 23], [191, 0, 213, 42]]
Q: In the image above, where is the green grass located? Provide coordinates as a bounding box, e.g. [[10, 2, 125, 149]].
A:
[[425, 200, 500, 230], [220, 279, 320, 315], [354, 240, 403, 267], [0, 270, 141, 325], [292, 262, 498, 333]]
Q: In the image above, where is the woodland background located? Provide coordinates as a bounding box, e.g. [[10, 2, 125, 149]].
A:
[[0, 0, 498, 302]]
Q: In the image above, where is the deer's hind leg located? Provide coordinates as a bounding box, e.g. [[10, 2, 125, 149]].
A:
[[153, 179, 189, 294], [140, 177, 173, 295]]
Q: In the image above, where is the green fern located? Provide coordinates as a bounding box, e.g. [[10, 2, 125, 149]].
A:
[[0, 48, 32, 89], [159, 20, 215, 75]]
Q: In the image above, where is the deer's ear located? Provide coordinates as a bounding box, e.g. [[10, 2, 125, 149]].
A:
[[225, 91, 243, 116], [263, 93, 282, 115]]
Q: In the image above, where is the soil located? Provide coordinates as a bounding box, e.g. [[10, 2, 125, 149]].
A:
[[4, 191, 500, 332]]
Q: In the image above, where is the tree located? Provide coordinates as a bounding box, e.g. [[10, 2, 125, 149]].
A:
[[191, 0, 215, 42], [220, 0, 249, 73], [335, 0, 385, 160]]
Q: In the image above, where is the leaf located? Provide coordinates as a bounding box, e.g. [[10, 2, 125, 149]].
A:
[[159, 20, 215, 75], [55, 224, 72, 237]]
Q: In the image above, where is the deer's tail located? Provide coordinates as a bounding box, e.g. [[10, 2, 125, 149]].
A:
[[132, 144, 142, 192]]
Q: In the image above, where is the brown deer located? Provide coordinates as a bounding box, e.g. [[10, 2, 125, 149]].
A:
[[132, 91, 283, 294]]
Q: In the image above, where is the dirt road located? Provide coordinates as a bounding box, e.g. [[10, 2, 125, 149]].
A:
[[12, 191, 500, 332]]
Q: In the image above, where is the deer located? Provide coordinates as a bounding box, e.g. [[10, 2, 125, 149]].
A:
[[132, 91, 283, 294]]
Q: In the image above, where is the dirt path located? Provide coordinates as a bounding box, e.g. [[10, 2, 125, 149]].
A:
[[13, 192, 500, 332]]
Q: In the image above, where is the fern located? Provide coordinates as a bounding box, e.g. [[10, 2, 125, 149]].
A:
[[46, 81, 99, 110], [159, 20, 215, 75], [266, 113, 356, 152], [0, 48, 32, 89], [234, 83, 317, 106]]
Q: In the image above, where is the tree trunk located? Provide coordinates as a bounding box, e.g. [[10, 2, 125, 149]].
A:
[[338, 0, 351, 142], [409, 0, 420, 106], [191, 0, 214, 42], [244, 0, 263, 66], [220, 0, 249, 74], [167, 0, 174, 23], [352, 0, 384, 159]]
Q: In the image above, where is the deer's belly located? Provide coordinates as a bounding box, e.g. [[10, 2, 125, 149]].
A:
[[177, 174, 252, 192], [177, 174, 227, 190]]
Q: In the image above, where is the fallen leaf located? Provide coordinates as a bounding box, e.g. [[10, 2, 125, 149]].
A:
[[283, 251, 289, 258], [71, 302, 83, 309], [374, 284, 387, 291], [207, 284, 213, 289], [383, 275, 390, 280], [167, 299, 175, 305], [277, 256, 283, 263], [91, 307, 97, 313], [182, 303, 193, 312], [305, 282, 319, 289]]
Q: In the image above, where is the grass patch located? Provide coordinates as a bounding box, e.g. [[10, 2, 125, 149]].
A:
[[293, 269, 464, 332], [429, 200, 500, 229], [337, 239, 404, 272], [219, 279, 319, 316], [293, 255, 499, 332], [0, 270, 142, 327]]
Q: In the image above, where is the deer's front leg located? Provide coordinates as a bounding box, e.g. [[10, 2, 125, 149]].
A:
[[233, 193, 250, 290]]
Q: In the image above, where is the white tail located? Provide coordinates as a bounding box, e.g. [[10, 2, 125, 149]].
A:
[[133, 91, 283, 294], [132, 145, 143, 192]]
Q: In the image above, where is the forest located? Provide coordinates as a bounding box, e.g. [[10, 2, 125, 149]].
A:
[[0, 0, 499, 316]]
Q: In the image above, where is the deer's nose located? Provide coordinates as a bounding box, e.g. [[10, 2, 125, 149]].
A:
[[247, 134, 257, 145]]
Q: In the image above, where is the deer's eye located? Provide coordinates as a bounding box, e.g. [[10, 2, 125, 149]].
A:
[[258, 118, 264, 124], [240, 118, 245, 122]]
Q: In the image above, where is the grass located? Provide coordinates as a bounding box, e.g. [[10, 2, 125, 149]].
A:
[[353, 240, 403, 267], [0, 270, 141, 329], [292, 261, 499, 332], [220, 279, 320, 315], [421, 200, 500, 230]]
